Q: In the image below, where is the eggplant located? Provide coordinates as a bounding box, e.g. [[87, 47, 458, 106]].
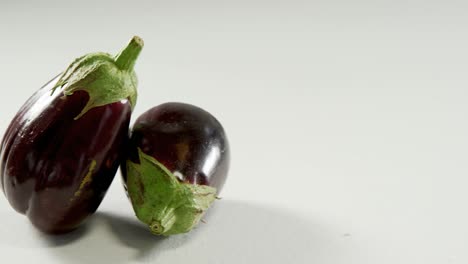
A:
[[122, 102, 230, 236], [0, 36, 144, 234]]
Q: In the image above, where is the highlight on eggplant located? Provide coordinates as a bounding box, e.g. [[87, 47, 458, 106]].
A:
[[0, 36, 144, 234], [122, 102, 230, 236]]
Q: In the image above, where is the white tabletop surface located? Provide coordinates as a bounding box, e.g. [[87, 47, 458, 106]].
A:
[[1, 1, 468, 263]]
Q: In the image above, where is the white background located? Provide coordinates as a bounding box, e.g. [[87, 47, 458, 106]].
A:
[[1, 0, 468, 263]]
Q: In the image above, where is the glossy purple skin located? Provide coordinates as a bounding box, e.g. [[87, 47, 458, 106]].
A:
[[122, 102, 229, 193], [0, 76, 131, 234]]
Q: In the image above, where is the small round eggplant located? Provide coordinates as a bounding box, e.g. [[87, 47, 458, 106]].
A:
[[0, 36, 144, 234], [122, 102, 230, 236]]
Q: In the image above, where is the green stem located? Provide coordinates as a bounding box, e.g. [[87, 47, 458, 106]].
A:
[[149, 208, 177, 235], [114, 36, 144, 71]]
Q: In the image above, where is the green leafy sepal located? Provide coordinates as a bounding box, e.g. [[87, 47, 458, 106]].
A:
[[51, 36, 143, 119], [126, 149, 217, 236]]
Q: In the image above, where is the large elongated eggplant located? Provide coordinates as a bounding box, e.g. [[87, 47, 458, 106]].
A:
[[0, 36, 143, 234]]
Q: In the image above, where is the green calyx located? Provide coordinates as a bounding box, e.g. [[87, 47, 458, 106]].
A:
[[51, 36, 144, 119], [126, 149, 217, 236]]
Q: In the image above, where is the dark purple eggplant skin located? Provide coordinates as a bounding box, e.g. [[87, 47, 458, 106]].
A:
[[122, 102, 229, 193], [0, 76, 131, 234]]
